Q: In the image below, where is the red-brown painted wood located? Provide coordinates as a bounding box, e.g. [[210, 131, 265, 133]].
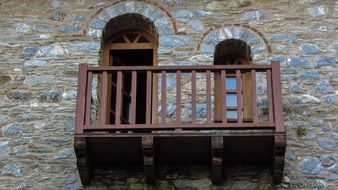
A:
[[85, 72, 93, 125], [176, 71, 181, 125], [115, 71, 122, 125], [130, 71, 137, 124]]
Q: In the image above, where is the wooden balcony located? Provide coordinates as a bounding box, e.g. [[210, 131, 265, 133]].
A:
[[74, 62, 286, 185]]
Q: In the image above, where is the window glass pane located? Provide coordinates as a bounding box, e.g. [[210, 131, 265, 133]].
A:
[[227, 110, 237, 119], [226, 94, 237, 107], [226, 77, 237, 90]]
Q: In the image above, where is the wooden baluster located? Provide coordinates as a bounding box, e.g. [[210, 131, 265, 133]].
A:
[[267, 69, 274, 123], [85, 71, 93, 126], [161, 71, 166, 124], [176, 70, 181, 126], [236, 70, 242, 123], [99, 71, 108, 125], [115, 71, 122, 125], [221, 70, 227, 124], [146, 71, 152, 125], [75, 64, 87, 134], [191, 70, 196, 126], [206, 70, 212, 124], [271, 61, 284, 133], [251, 70, 258, 123], [130, 71, 137, 125]]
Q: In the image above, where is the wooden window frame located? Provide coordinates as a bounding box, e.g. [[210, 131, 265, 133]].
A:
[[214, 57, 253, 122], [102, 30, 158, 124]]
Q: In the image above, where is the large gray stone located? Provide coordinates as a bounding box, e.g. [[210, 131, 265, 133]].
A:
[[316, 56, 337, 68], [90, 19, 106, 30], [290, 83, 304, 93], [0, 141, 9, 153], [317, 137, 337, 150], [327, 164, 338, 174], [16, 113, 44, 122], [39, 137, 71, 147], [308, 5, 326, 17], [323, 95, 336, 105], [1, 164, 23, 177], [159, 36, 190, 47], [298, 156, 324, 174], [285, 151, 296, 161], [240, 10, 265, 22], [299, 43, 319, 54], [301, 70, 320, 80], [268, 33, 298, 43], [24, 75, 54, 86], [62, 90, 77, 100], [312, 180, 327, 189], [319, 154, 337, 166], [39, 88, 63, 103], [58, 24, 80, 33], [173, 10, 193, 19], [24, 60, 48, 67], [7, 90, 32, 100], [66, 42, 100, 52], [187, 20, 204, 32], [193, 10, 213, 17], [313, 80, 333, 94], [20, 45, 39, 59], [35, 43, 65, 59], [33, 24, 53, 33], [288, 56, 312, 68], [55, 149, 75, 159], [2, 123, 23, 138]]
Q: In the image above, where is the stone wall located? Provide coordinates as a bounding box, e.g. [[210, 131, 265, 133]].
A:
[[0, 0, 337, 189]]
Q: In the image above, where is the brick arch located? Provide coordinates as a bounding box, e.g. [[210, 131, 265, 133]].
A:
[[198, 25, 271, 60], [85, 0, 177, 38]]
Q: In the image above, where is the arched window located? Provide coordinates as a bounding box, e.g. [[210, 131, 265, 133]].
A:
[[214, 39, 253, 122], [101, 14, 158, 124]]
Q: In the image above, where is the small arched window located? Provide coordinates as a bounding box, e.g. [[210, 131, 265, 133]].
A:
[[214, 39, 253, 122], [101, 14, 158, 124]]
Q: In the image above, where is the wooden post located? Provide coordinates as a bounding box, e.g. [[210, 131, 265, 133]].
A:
[[211, 136, 223, 184], [142, 136, 156, 184], [75, 64, 87, 134]]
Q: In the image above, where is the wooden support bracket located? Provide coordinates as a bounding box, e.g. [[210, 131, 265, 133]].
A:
[[142, 136, 156, 184], [211, 136, 223, 184], [272, 133, 287, 184], [74, 137, 91, 185]]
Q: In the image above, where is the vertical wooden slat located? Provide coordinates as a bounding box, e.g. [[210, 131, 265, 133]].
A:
[[146, 71, 152, 125], [99, 71, 108, 125], [251, 70, 258, 123], [272, 61, 285, 133], [191, 70, 197, 125], [214, 72, 221, 122], [221, 70, 227, 123], [242, 72, 253, 122], [85, 72, 93, 125], [206, 70, 212, 123], [267, 69, 274, 123], [130, 71, 137, 124], [115, 71, 122, 125], [236, 70, 243, 123], [176, 71, 181, 125], [75, 64, 87, 134], [161, 71, 166, 124]]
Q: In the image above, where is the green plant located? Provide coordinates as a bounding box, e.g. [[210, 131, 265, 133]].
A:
[[297, 126, 307, 137]]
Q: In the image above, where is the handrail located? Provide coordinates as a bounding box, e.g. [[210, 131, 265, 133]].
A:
[[75, 62, 284, 134]]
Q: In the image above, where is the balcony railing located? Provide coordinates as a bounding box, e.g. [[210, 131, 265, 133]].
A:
[[75, 62, 284, 134]]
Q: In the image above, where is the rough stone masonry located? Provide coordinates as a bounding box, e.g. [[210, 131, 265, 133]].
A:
[[0, 0, 337, 189]]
